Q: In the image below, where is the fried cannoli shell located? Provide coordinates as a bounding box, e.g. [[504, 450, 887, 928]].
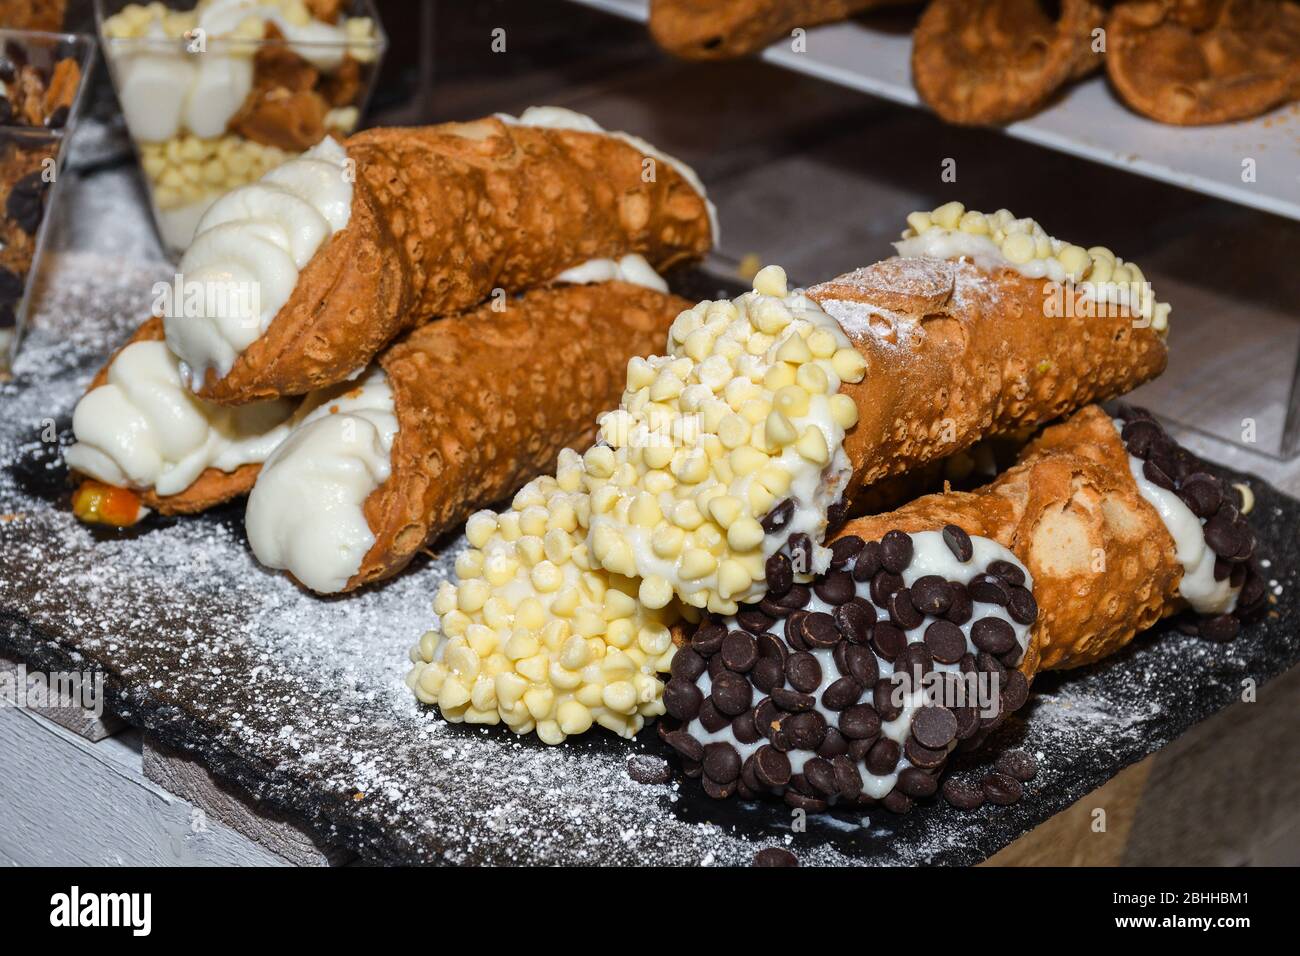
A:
[[806, 256, 1168, 512], [648, 0, 911, 60], [195, 117, 714, 405], [832, 405, 1183, 678], [1106, 0, 1300, 125], [347, 281, 692, 590], [912, 0, 1104, 125]]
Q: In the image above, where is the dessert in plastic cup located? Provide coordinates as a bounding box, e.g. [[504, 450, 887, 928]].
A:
[[95, 0, 386, 255]]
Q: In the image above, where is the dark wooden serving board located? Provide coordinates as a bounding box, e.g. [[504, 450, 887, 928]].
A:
[[1, 262, 1297, 865]]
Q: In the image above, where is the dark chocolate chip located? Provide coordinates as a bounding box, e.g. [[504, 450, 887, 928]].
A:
[[995, 749, 1038, 782], [783, 789, 828, 812], [924, 620, 967, 664], [721, 630, 759, 673], [1003, 669, 1029, 713], [784, 651, 822, 693], [698, 696, 728, 733], [880, 530, 914, 573], [873, 678, 902, 722], [664, 730, 703, 762], [785, 709, 827, 750], [839, 703, 881, 740], [803, 757, 839, 796], [870, 569, 905, 606], [45, 104, 68, 130], [897, 766, 939, 798], [911, 706, 958, 749], [968, 574, 1009, 606], [737, 607, 775, 636], [887, 588, 924, 630], [732, 709, 761, 745], [701, 775, 738, 799], [753, 847, 798, 867], [703, 742, 741, 783], [1007, 586, 1038, 625], [852, 540, 883, 582], [761, 498, 794, 533], [981, 772, 1023, 806], [971, 616, 1017, 654], [0, 266, 22, 302], [787, 533, 813, 576], [765, 552, 793, 597], [881, 791, 913, 814], [6, 172, 47, 235], [870, 621, 907, 662], [1120, 418, 1160, 458], [814, 570, 855, 605], [663, 679, 703, 721], [866, 737, 901, 775], [942, 777, 985, 810], [834, 640, 878, 685], [1203, 516, 1242, 558], [626, 754, 673, 784], [910, 575, 953, 615], [711, 671, 753, 715], [752, 656, 784, 693], [946, 583, 973, 625], [1142, 458, 1176, 491], [818, 728, 849, 758], [1199, 614, 1240, 643], [986, 560, 1025, 587], [800, 611, 841, 649], [691, 621, 726, 655], [942, 524, 973, 562], [904, 736, 948, 770], [670, 647, 706, 682], [784, 610, 809, 650], [770, 687, 815, 712], [830, 535, 865, 569], [822, 676, 863, 711], [1178, 473, 1222, 518], [834, 598, 876, 643], [771, 584, 812, 610], [832, 754, 862, 799], [753, 745, 792, 787]]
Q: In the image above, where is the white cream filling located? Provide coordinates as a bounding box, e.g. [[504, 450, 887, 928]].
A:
[[687, 531, 1032, 802], [554, 253, 668, 293], [497, 106, 720, 244], [1113, 419, 1239, 615], [109, 0, 363, 144], [245, 366, 398, 594], [65, 340, 297, 497], [163, 137, 353, 389]]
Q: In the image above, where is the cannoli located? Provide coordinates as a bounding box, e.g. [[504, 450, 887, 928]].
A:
[[579, 204, 1169, 616], [65, 263, 683, 533], [164, 107, 716, 404], [407, 204, 1173, 742], [647, 0, 911, 60], [245, 274, 692, 594], [1106, 0, 1300, 126], [656, 404, 1265, 810], [912, 0, 1104, 126]]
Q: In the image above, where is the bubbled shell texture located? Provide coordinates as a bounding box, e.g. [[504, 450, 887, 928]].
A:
[[831, 405, 1184, 677], [807, 257, 1168, 508], [352, 281, 691, 590], [193, 117, 715, 404], [911, 0, 1104, 126]]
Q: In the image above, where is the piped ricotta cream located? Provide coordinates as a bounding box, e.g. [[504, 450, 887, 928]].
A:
[[163, 136, 353, 390], [245, 366, 398, 594], [65, 340, 297, 497], [554, 253, 668, 293]]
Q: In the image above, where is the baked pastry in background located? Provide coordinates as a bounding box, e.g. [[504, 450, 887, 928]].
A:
[[912, 0, 1104, 125], [0, 0, 66, 31], [1107, 0, 1300, 125]]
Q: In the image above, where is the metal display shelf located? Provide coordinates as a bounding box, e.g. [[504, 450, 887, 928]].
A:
[[573, 0, 1300, 222]]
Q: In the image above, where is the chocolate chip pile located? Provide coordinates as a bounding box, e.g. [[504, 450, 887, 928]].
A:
[[1115, 405, 1267, 639], [659, 525, 1036, 814]]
